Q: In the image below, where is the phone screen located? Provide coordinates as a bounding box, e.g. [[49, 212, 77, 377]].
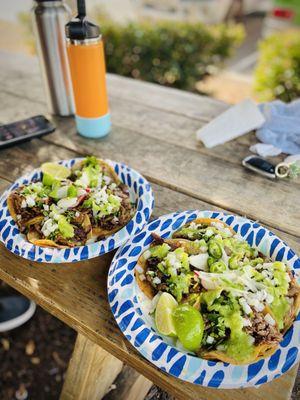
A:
[[0, 116, 54, 143]]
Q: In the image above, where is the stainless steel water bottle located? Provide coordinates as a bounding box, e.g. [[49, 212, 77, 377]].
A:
[[31, 0, 74, 116]]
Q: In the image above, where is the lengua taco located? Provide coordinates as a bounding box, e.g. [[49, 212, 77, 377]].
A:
[[135, 219, 300, 365], [7, 156, 135, 248]]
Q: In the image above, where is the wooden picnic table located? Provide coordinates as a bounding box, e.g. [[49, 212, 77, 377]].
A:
[[0, 50, 299, 400]]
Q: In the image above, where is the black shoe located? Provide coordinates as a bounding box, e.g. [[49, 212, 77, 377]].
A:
[[0, 296, 36, 332]]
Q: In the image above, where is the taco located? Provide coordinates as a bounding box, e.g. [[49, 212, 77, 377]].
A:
[[135, 220, 300, 365], [72, 156, 134, 240], [7, 156, 135, 248]]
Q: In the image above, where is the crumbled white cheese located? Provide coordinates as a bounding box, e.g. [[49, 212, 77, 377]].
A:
[[43, 204, 50, 211], [21, 199, 27, 208], [139, 274, 146, 281]]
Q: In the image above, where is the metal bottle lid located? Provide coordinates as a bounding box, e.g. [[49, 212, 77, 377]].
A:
[[66, 19, 100, 40]]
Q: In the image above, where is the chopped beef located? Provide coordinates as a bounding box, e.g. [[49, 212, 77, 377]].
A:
[[245, 310, 282, 345], [10, 193, 43, 232], [168, 241, 181, 251], [286, 271, 300, 298], [288, 285, 300, 297], [150, 233, 180, 250], [151, 233, 165, 246], [146, 257, 160, 269], [89, 185, 133, 231], [73, 227, 88, 242], [119, 183, 130, 195]]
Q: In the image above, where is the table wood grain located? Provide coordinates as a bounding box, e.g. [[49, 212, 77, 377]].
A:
[[0, 50, 299, 400]]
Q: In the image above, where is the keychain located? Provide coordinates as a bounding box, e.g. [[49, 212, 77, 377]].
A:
[[242, 155, 300, 180]]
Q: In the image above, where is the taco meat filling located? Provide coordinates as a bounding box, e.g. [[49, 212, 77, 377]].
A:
[[245, 310, 282, 345], [136, 220, 300, 364]]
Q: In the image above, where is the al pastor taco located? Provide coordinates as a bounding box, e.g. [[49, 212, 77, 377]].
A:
[[135, 220, 300, 365]]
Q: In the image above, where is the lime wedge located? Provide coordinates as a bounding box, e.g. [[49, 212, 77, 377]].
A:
[[173, 304, 204, 352], [41, 162, 71, 181], [155, 292, 178, 337]]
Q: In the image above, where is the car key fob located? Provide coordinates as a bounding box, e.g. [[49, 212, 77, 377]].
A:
[[242, 155, 276, 179]]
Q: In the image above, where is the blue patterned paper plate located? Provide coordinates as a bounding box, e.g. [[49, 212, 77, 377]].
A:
[[0, 158, 154, 263], [108, 210, 300, 389]]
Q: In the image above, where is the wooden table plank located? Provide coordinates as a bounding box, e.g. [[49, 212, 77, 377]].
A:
[[0, 51, 227, 122], [45, 120, 300, 236], [0, 88, 292, 186]]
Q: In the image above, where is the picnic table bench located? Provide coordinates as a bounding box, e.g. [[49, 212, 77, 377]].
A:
[[0, 50, 299, 400]]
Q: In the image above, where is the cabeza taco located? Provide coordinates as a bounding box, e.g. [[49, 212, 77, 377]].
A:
[[135, 218, 300, 365]]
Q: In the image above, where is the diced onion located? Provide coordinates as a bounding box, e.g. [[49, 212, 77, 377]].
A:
[[239, 298, 252, 315], [143, 250, 151, 260], [135, 265, 144, 274], [206, 336, 214, 344], [264, 313, 275, 326], [152, 277, 161, 285]]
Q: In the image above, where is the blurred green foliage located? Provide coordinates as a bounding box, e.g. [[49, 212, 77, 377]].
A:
[[19, 11, 244, 92], [255, 30, 300, 102], [100, 18, 244, 91]]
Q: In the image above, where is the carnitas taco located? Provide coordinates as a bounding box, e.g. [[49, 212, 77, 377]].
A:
[[7, 156, 135, 248], [135, 219, 300, 365]]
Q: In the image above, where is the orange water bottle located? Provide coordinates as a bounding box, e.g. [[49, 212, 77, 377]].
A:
[[65, 0, 111, 138]]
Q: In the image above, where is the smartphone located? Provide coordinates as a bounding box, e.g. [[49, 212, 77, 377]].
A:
[[0, 115, 55, 149]]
